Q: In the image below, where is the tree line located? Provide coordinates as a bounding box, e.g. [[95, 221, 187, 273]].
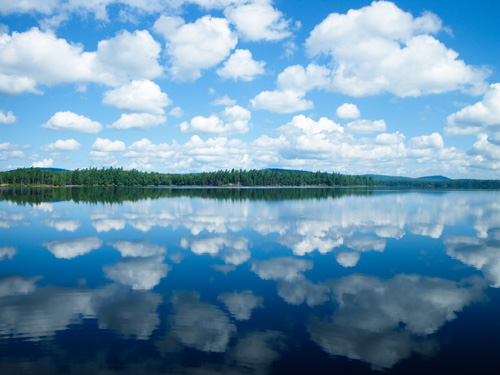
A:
[[375, 178, 500, 189], [0, 167, 374, 187]]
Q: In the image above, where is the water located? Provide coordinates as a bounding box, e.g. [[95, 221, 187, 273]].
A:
[[0, 187, 499, 374]]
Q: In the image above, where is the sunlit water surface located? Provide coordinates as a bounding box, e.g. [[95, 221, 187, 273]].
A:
[[0, 187, 499, 374]]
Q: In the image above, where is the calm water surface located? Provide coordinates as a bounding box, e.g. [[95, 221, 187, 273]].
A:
[[0, 187, 499, 374]]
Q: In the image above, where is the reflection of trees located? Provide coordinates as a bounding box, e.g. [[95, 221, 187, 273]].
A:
[[0, 186, 373, 205]]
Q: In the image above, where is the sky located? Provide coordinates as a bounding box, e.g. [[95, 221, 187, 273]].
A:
[[1, 0, 500, 178]]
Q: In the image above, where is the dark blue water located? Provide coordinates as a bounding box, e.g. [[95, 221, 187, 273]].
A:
[[0, 188, 499, 374]]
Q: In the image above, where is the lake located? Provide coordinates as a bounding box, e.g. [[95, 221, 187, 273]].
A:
[[0, 187, 499, 374]]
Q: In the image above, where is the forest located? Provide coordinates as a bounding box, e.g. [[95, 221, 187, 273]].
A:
[[0, 167, 374, 187]]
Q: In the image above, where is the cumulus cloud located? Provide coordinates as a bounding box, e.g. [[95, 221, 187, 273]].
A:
[[108, 113, 166, 130], [217, 49, 265, 81], [224, 0, 292, 41], [346, 119, 386, 134], [445, 83, 500, 136], [41, 111, 102, 133], [154, 15, 237, 80], [93, 29, 163, 84], [409, 132, 444, 149], [168, 106, 184, 118], [180, 105, 251, 135], [251, 64, 330, 113], [92, 138, 126, 152], [210, 95, 236, 106], [41, 236, 103, 259], [0, 0, 59, 14], [31, 158, 54, 168], [102, 79, 171, 115], [0, 28, 162, 95], [0, 110, 16, 124], [336, 103, 360, 120], [41, 138, 81, 151], [251, 89, 313, 114], [305, 1, 488, 97]]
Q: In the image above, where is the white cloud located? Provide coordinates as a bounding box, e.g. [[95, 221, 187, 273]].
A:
[[305, 1, 488, 97], [0, 0, 59, 14], [180, 105, 251, 135], [250, 64, 330, 114], [154, 15, 237, 80], [346, 119, 386, 134], [224, 0, 292, 41], [217, 290, 263, 321], [210, 95, 236, 106], [102, 79, 171, 115], [94, 29, 163, 85], [276, 64, 331, 93], [41, 236, 103, 259], [41, 111, 102, 133], [41, 138, 81, 151], [0, 73, 39, 95], [0, 110, 15, 124], [109, 113, 166, 130], [92, 138, 126, 152], [31, 158, 54, 168], [0, 28, 162, 95], [446, 83, 500, 136], [217, 49, 265, 81], [336, 103, 360, 120], [375, 131, 405, 145], [409, 132, 444, 149], [168, 106, 184, 118], [251, 89, 313, 114]]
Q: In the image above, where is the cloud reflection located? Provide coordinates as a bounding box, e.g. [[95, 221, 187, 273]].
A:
[[308, 273, 486, 369], [0, 246, 16, 261], [167, 291, 236, 353], [41, 236, 103, 259], [103, 256, 170, 290]]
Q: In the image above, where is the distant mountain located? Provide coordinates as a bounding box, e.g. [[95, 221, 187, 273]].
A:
[[364, 174, 413, 181], [39, 168, 69, 173], [417, 175, 451, 181], [364, 174, 451, 181]]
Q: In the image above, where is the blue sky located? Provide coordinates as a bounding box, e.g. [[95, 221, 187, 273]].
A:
[[1, 0, 500, 178]]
